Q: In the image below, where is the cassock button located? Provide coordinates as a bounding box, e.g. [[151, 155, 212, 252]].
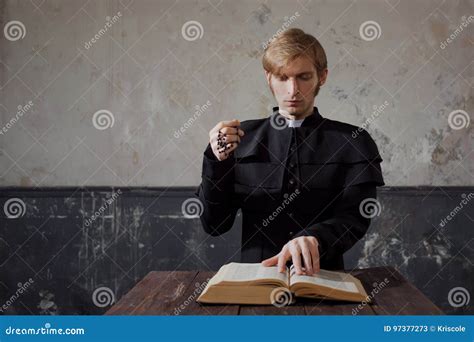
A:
[[289, 162, 295, 168], [290, 146, 296, 152], [289, 231, 294, 236], [283, 193, 289, 199], [288, 212, 294, 218], [289, 179, 295, 185]]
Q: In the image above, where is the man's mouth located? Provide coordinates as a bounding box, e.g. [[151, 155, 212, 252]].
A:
[[285, 100, 302, 106]]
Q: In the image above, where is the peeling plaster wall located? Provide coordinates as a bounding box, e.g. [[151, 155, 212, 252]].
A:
[[0, 0, 472, 187], [0, 0, 472, 317]]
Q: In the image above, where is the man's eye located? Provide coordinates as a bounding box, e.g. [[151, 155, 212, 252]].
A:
[[300, 75, 312, 80]]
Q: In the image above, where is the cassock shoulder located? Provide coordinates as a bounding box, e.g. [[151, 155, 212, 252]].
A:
[[319, 118, 385, 186], [320, 118, 382, 163]]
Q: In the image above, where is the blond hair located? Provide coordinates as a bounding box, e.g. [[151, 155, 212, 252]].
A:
[[262, 28, 327, 79]]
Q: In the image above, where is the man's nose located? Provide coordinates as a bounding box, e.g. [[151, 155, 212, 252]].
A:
[[287, 78, 299, 96]]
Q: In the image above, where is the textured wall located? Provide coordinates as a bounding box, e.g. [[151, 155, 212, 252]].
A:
[[0, 0, 473, 316], [0, 0, 472, 187]]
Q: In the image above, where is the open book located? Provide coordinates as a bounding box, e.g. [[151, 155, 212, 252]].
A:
[[197, 262, 369, 305]]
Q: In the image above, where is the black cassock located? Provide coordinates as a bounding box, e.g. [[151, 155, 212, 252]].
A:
[[195, 107, 385, 270]]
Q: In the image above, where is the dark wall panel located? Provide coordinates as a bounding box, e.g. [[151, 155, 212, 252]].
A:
[[0, 187, 472, 315]]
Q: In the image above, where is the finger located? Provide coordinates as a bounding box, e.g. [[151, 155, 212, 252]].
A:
[[210, 123, 235, 138], [277, 247, 291, 273], [220, 134, 241, 144], [312, 252, 320, 274], [219, 126, 240, 135], [213, 120, 240, 133], [261, 254, 278, 266], [221, 119, 240, 127], [216, 142, 238, 153], [210, 126, 244, 142], [311, 242, 320, 273], [210, 133, 240, 145], [300, 242, 313, 275], [213, 135, 237, 149], [211, 141, 227, 161], [216, 142, 238, 158], [289, 243, 304, 275], [306, 237, 320, 273], [210, 127, 237, 142]]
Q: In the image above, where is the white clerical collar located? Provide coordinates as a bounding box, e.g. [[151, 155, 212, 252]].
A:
[[285, 117, 305, 128]]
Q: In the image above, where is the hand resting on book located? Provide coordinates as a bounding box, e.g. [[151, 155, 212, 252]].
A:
[[261, 236, 320, 275]]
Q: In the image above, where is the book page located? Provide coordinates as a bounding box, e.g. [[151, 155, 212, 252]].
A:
[[289, 266, 359, 293], [217, 263, 288, 284]]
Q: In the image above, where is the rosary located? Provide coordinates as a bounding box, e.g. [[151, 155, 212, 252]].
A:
[[217, 128, 236, 157]]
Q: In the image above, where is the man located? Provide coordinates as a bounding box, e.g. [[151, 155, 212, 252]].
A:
[[195, 28, 384, 276]]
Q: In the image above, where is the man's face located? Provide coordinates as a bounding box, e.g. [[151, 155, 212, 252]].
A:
[[265, 56, 327, 119]]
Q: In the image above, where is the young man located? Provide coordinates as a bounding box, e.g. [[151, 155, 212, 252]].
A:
[[195, 28, 384, 275]]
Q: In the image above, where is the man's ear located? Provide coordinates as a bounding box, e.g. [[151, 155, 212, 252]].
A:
[[319, 68, 328, 86], [264, 70, 272, 86]]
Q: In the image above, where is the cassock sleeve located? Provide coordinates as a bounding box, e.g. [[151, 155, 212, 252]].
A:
[[295, 129, 385, 266], [194, 143, 239, 236]]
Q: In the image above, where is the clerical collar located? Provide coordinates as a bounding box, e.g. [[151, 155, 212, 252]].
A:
[[272, 106, 323, 128], [285, 118, 305, 127]]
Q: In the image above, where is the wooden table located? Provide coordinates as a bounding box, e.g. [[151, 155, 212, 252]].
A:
[[106, 266, 443, 315]]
